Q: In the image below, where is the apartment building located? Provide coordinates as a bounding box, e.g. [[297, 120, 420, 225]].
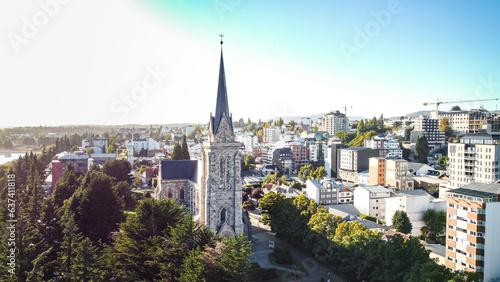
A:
[[289, 142, 309, 171], [368, 157, 413, 190], [306, 178, 353, 205], [272, 147, 293, 173], [385, 190, 445, 236], [263, 126, 281, 144], [439, 108, 489, 134], [324, 143, 349, 178], [82, 137, 109, 153], [322, 111, 348, 137], [445, 183, 500, 280], [338, 147, 379, 182], [447, 133, 500, 189], [353, 185, 392, 221], [411, 115, 445, 150], [364, 135, 402, 158]]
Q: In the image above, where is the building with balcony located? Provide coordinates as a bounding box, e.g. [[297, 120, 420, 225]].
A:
[[272, 147, 293, 174], [263, 126, 281, 144], [439, 108, 489, 134], [322, 111, 348, 137], [447, 133, 500, 189], [445, 183, 500, 280], [306, 178, 353, 205], [364, 135, 402, 158], [411, 115, 445, 150], [289, 142, 309, 171]]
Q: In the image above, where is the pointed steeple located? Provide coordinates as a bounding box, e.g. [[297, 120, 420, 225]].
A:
[[213, 39, 233, 135]]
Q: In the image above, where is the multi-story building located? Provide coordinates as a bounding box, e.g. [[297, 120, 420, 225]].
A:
[[306, 178, 353, 205], [385, 159, 413, 190], [439, 108, 489, 134], [385, 190, 445, 236], [369, 157, 386, 186], [236, 133, 258, 153], [445, 183, 500, 280], [289, 142, 309, 171], [129, 137, 161, 153], [368, 157, 413, 190], [338, 147, 378, 182], [82, 137, 109, 153], [447, 133, 500, 189], [261, 146, 275, 165], [272, 147, 293, 174], [324, 143, 349, 178], [353, 185, 392, 221], [411, 115, 445, 150], [364, 135, 402, 158], [263, 126, 281, 144], [322, 111, 348, 137]]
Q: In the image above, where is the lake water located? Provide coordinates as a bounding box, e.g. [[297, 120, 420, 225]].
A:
[[0, 152, 25, 165]]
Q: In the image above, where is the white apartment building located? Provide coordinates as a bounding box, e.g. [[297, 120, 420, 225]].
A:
[[306, 178, 353, 205], [82, 138, 109, 153], [412, 115, 445, 149], [364, 135, 403, 158], [447, 133, 500, 189], [439, 108, 489, 134], [236, 133, 258, 153], [263, 126, 281, 144], [322, 111, 348, 137], [129, 137, 161, 153], [353, 185, 392, 221], [445, 183, 500, 280], [385, 190, 446, 236]]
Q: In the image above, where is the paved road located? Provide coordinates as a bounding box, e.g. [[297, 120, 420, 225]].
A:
[[249, 213, 345, 282]]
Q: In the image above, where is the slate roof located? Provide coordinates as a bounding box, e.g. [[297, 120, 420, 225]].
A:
[[213, 49, 233, 135], [160, 160, 198, 183]]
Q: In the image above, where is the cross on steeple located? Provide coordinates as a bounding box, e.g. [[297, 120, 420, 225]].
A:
[[219, 33, 224, 45]]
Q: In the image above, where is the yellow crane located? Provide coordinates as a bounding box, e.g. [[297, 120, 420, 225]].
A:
[[423, 98, 499, 119]]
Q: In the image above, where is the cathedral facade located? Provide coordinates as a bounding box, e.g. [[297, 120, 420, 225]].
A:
[[155, 44, 245, 237]]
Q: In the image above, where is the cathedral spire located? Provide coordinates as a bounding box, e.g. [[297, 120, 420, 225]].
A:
[[213, 34, 233, 135]]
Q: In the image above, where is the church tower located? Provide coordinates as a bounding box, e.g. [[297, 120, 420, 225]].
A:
[[199, 39, 244, 237]]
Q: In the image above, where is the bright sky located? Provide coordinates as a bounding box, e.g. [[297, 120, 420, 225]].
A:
[[2, 0, 500, 127]]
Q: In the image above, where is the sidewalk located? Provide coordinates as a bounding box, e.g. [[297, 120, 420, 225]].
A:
[[249, 214, 345, 282]]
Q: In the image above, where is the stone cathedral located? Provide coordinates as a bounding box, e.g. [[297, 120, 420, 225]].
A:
[[155, 42, 246, 237]]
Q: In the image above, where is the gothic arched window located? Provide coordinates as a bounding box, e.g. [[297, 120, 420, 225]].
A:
[[221, 208, 227, 222], [180, 189, 185, 200]]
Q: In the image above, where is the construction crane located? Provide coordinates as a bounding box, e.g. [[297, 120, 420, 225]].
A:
[[343, 104, 352, 130], [423, 98, 499, 119]]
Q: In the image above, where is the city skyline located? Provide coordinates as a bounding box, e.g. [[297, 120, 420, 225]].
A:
[[2, 0, 500, 127]]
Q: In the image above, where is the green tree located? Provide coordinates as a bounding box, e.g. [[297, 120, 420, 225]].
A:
[[181, 135, 190, 159], [439, 117, 453, 138], [71, 145, 79, 151], [103, 159, 133, 185], [62, 171, 126, 246], [423, 209, 446, 241], [437, 156, 449, 167], [393, 210, 412, 234], [451, 105, 461, 111], [244, 155, 255, 166], [415, 135, 430, 163], [134, 175, 143, 187], [86, 147, 94, 154], [171, 143, 184, 160], [106, 139, 116, 153], [313, 125, 318, 131]]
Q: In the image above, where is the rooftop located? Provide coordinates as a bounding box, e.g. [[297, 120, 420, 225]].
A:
[[394, 189, 430, 197], [160, 160, 198, 183], [361, 185, 390, 193], [448, 183, 500, 199]]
